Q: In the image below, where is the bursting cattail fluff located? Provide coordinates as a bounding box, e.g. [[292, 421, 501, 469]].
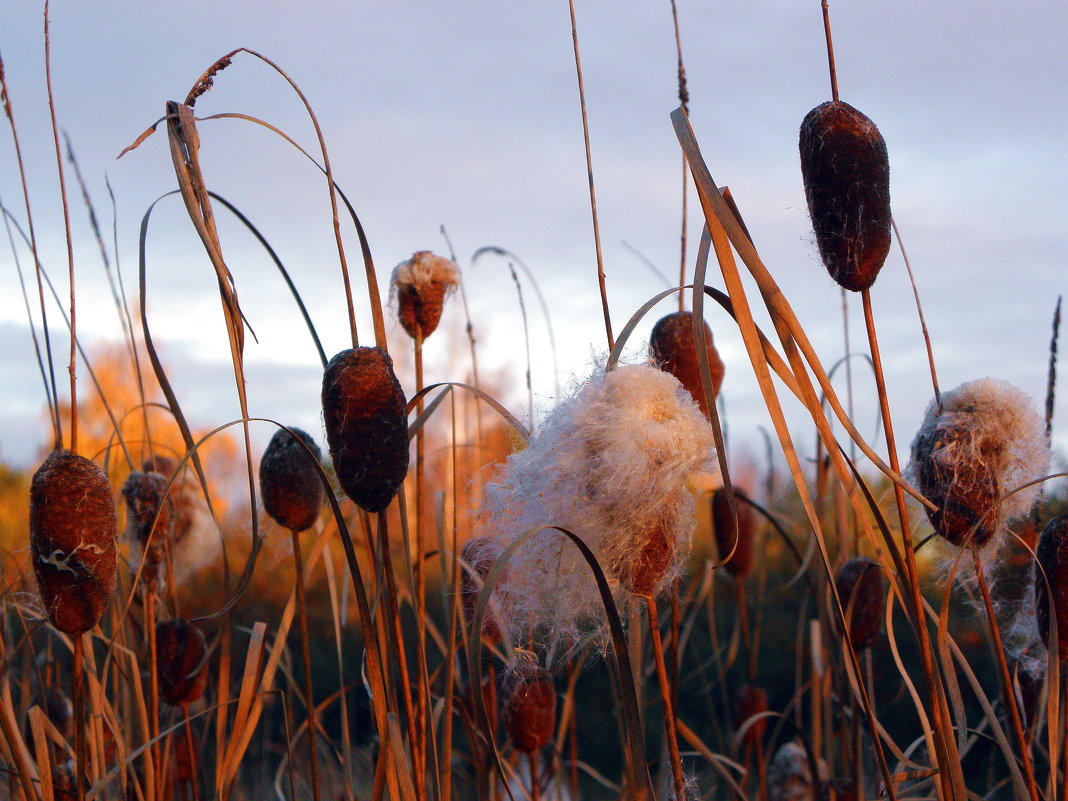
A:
[[650, 311, 725, 419], [799, 100, 891, 292], [907, 378, 1049, 549], [156, 618, 209, 706], [480, 363, 714, 647], [390, 250, 461, 340], [30, 451, 118, 635], [834, 557, 885, 651], [259, 427, 323, 533], [322, 347, 410, 513], [711, 487, 755, 579], [502, 661, 556, 754]]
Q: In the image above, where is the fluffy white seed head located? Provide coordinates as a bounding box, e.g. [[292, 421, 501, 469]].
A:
[[479, 363, 715, 655], [908, 377, 1049, 552], [390, 250, 461, 297]]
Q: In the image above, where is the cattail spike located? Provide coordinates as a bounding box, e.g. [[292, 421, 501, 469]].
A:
[[259, 427, 323, 533]]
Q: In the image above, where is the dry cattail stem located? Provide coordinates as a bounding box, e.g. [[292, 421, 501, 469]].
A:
[[30, 450, 118, 635], [908, 378, 1049, 549], [711, 488, 755, 579], [461, 536, 507, 645], [322, 347, 409, 512], [833, 557, 885, 651], [155, 618, 209, 707], [650, 310, 725, 419], [1036, 516, 1068, 661], [259, 427, 323, 533], [391, 250, 461, 341], [503, 662, 556, 755], [736, 684, 768, 745], [799, 101, 891, 292]]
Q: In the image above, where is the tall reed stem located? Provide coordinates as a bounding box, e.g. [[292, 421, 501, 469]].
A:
[[73, 633, 85, 801], [646, 595, 685, 800], [861, 288, 961, 799], [291, 527, 321, 801]]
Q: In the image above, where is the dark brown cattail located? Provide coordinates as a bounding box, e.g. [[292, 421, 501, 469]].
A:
[[52, 761, 77, 801], [461, 536, 507, 645], [650, 311, 725, 419], [122, 471, 172, 544], [141, 456, 195, 548], [155, 618, 209, 706], [502, 662, 556, 754], [30, 451, 118, 635], [736, 684, 768, 744], [834, 557, 886, 651], [259, 427, 323, 533], [391, 251, 461, 340], [1035, 516, 1068, 661], [799, 101, 891, 292], [626, 508, 678, 598], [711, 488, 755, 579], [322, 347, 410, 513]]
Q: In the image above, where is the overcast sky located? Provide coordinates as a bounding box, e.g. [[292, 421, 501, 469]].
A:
[[2, 3, 1066, 495]]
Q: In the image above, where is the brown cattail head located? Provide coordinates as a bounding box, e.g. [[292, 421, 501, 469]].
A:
[[391, 250, 461, 340], [650, 311, 725, 419], [1035, 516, 1068, 661], [122, 471, 172, 546], [625, 504, 680, 597], [156, 618, 209, 706], [502, 661, 556, 754], [834, 557, 886, 651], [30, 451, 118, 635], [711, 488, 755, 579], [736, 684, 768, 745], [142, 455, 195, 549], [799, 100, 891, 292], [461, 536, 507, 645], [322, 347, 410, 513], [259, 427, 323, 534], [52, 761, 77, 801]]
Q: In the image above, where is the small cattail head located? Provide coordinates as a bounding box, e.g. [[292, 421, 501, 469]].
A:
[[768, 740, 826, 801], [390, 250, 461, 340], [259, 427, 323, 533], [908, 378, 1049, 549], [142, 455, 196, 550], [122, 471, 172, 545], [502, 661, 556, 754], [322, 347, 410, 513], [461, 536, 507, 645], [1035, 516, 1068, 661], [711, 488, 755, 579], [736, 684, 768, 744], [650, 311, 725, 420], [52, 762, 77, 801], [799, 100, 891, 292], [155, 618, 209, 706], [30, 451, 118, 635], [834, 558, 886, 651]]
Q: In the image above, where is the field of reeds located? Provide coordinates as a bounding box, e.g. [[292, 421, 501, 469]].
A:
[[2, 4, 1067, 801]]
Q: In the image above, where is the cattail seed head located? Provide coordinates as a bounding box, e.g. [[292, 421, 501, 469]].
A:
[[461, 536, 507, 645], [502, 662, 556, 754], [908, 378, 1049, 549], [1035, 516, 1068, 661], [390, 251, 461, 340], [259, 427, 323, 533], [711, 488, 755, 579], [650, 311, 725, 419], [799, 100, 891, 292], [156, 618, 209, 706], [736, 684, 768, 744], [834, 558, 885, 651], [480, 364, 714, 647], [30, 451, 118, 635], [122, 471, 172, 545], [322, 347, 410, 513]]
